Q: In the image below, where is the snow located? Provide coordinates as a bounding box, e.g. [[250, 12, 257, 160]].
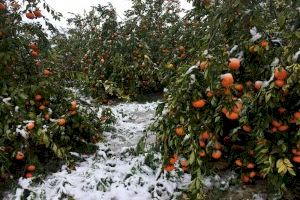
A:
[[250, 27, 262, 42], [6, 101, 191, 200]]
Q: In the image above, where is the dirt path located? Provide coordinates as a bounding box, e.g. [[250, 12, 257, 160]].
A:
[[6, 102, 190, 200]]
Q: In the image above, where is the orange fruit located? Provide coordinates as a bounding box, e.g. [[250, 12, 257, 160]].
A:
[[233, 101, 243, 113], [206, 91, 213, 97], [25, 173, 33, 179], [199, 150, 206, 158], [246, 162, 255, 169], [199, 60, 209, 70], [292, 156, 300, 163], [274, 68, 288, 80], [234, 84, 244, 92], [175, 127, 185, 136], [182, 166, 188, 172], [271, 126, 277, 133], [278, 125, 289, 132], [235, 159, 243, 167], [29, 42, 38, 51], [33, 9, 42, 18], [200, 131, 210, 141], [294, 112, 300, 120], [271, 120, 282, 128], [192, 99, 206, 108], [26, 122, 35, 130], [214, 142, 222, 150], [275, 80, 285, 87], [249, 171, 256, 178], [44, 114, 50, 121], [242, 125, 252, 132], [221, 73, 234, 87], [26, 165, 36, 172], [199, 140, 206, 148], [228, 58, 241, 70], [242, 175, 250, 183], [292, 149, 300, 156], [278, 107, 287, 114], [0, 3, 6, 10], [226, 112, 239, 120], [260, 40, 268, 48], [212, 150, 222, 159], [31, 51, 39, 57], [254, 81, 263, 90], [169, 157, 177, 165], [221, 107, 228, 115], [180, 159, 189, 167], [39, 105, 46, 110], [16, 151, 24, 160], [34, 94, 42, 101], [71, 100, 77, 110], [43, 69, 51, 77], [57, 118, 66, 126], [26, 12, 35, 19]]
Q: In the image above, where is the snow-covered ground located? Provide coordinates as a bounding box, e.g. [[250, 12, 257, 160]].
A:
[[5, 101, 191, 200]]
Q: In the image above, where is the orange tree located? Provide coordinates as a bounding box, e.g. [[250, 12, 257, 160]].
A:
[[152, 0, 300, 198], [0, 0, 112, 186]]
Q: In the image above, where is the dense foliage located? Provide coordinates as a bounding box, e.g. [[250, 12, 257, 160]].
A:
[[152, 0, 300, 198], [0, 0, 113, 188]]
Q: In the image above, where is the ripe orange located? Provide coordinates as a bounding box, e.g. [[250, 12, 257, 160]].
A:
[[235, 159, 243, 167], [39, 105, 46, 110], [26, 165, 36, 172], [169, 157, 177, 165], [26, 12, 35, 19], [26, 122, 35, 130], [43, 69, 51, 77], [221, 107, 228, 115], [292, 156, 300, 163], [200, 131, 210, 141], [249, 171, 256, 178], [180, 159, 189, 167], [34, 9, 42, 18], [71, 101, 77, 110], [271, 120, 282, 128], [206, 91, 213, 97], [292, 149, 300, 156], [275, 80, 285, 87], [246, 162, 255, 169], [0, 3, 6, 10], [242, 125, 252, 133], [260, 40, 268, 48], [274, 68, 288, 80], [212, 150, 222, 159], [34, 94, 42, 101], [228, 58, 241, 70], [25, 173, 33, 179], [199, 150, 206, 158], [294, 112, 300, 120], [242, 175, 250, 183], [175, 127, 185, 136], [57, 118, 66, 126], [233, 101, 243, 113], [29, 42, 38, 51], [221, 73, 234, 87], [199, 60, 208, 70], [44, 114, 50, 121], [278, 107, 287, 114], [16, 151, 24, 160], [278, 125, 289, 132], [226, 112, 239, 120], [192, 99, 206, 108], [214, 142, 222, 150], [254, 81, 263, 90], [31, 51, 39, 57], [199, 140, 206, 148], [234, 84, 244, 92]]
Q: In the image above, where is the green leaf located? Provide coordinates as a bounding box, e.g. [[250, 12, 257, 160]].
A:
[[278, 14, 286, 28], [188, 151, 195, 165]]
